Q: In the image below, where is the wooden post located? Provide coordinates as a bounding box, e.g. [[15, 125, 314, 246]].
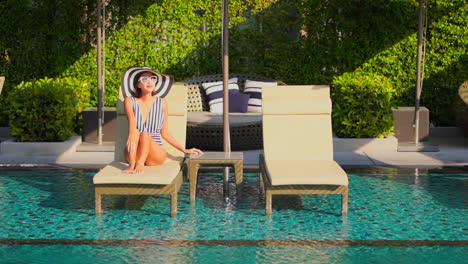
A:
[[97, 0, 104, 145], [222, 0, 231, 195], [413, 0, 425, 146]]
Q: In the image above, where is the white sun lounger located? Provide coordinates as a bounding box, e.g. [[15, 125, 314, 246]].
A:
[[259, 85, 349, 216], [93, 84, 188, 216]]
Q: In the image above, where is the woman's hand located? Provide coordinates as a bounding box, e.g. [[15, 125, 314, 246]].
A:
[[126, 139, 136, 155], [126, 133, 139, 154], [184, 148, 203, 158]]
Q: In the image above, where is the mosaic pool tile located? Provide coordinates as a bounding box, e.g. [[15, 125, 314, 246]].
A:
[[0, 245, 467, 264], [0, 168, 466, 243]]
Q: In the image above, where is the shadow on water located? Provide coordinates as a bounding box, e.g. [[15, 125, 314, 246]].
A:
[[0, 168, 97, 212], [186, 172, 265, 213], [194, 173, 344, 216], [0, 168, 181, 215], [271, 195, 345, 217]]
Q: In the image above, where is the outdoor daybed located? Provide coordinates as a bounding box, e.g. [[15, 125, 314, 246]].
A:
[[182, 74, 283, 150]]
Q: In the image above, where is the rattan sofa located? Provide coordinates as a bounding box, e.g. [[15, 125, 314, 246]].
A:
[[181, 74, 283, 150]]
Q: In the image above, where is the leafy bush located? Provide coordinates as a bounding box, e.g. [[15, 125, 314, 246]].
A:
[[0, 0, 465, 130], [5, 78, 80, 142], [59, 77, 92, 112], [332, 72, 396, 138]]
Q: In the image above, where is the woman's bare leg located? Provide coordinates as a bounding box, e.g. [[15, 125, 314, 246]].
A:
[[133, 132, 167, 173], [145, 138, 167, 166], [133, 132, 151, 174]]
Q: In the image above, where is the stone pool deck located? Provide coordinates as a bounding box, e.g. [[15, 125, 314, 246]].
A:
[[1, 135, 467, 170]]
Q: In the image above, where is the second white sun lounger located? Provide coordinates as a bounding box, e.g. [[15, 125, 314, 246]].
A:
[[259, 85, 349, 216]]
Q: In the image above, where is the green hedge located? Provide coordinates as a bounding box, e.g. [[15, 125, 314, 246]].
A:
[[332, 72, 396, 138], [5, 78, 84, 142], [1, 0, 466, 136]]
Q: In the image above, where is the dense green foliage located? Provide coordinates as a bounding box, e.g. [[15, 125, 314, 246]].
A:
[[332, 73, 396, 138], [5, 78, 82, 142], [0, 0, 466, 138]]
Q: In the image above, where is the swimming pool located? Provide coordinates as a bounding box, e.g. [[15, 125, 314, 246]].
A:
[[0, 166, 466, 263]]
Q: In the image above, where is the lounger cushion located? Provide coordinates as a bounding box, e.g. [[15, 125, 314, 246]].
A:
[[264, 159, 348, 186], [263, 96, 331, 115], [262, 85, 331, 115], [93, 160, 182, 185]]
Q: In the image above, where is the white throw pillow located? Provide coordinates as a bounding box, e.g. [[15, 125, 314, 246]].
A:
[[244, 80, 278, 113], [202, 78, 239, 114]]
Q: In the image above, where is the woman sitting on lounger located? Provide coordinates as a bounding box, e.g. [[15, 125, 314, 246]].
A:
[[122, 67, 203, 174]]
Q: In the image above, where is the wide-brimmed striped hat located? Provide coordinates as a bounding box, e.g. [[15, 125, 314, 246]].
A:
[[121, 66, 174, 98]]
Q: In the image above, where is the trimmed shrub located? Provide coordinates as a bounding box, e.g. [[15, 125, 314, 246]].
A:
[[5, 78, 80, 142], [0, 0, 465, 131], [332, 72, 396, 138], [59, 77, 92, 112]]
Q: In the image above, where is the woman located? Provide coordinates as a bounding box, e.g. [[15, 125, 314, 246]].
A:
[[121, 67, 202, 174]]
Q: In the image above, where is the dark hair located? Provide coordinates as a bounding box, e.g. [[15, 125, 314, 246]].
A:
[[131, 71, 157, 98]]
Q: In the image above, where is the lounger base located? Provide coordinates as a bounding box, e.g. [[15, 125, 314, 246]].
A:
[[95, 170, 183, 217], [259, 155, 348, 216]]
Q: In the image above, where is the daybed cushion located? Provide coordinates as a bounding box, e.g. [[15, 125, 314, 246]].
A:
[[201, 78, 239, 114], [187, 112, 261, 126], [264, 160, 348, 186], [93, 160, 182, 185], [244, 80, 278, 113]]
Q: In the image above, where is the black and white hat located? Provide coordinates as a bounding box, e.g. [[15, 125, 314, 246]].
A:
[[121, 66, 174, 98]]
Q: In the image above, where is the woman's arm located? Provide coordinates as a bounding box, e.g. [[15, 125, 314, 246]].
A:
[[160, 98, 202, 155], [124, 97, 140, 154]]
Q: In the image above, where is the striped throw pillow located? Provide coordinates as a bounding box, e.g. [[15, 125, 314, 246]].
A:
[[202, 78, 240, 113], [244, 80, 278, 113]]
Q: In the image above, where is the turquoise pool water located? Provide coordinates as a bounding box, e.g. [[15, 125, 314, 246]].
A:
[[0, 167, 466, 263]]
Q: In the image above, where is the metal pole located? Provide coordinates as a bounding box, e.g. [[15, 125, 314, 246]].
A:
[[102, 0, 106, 137], [97, 0, 103, 145], [222, 0, 231, 195], [413, 0, 424, 146]]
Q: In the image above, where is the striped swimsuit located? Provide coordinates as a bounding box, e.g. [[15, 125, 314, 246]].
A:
[[131, 96, 164, 146]]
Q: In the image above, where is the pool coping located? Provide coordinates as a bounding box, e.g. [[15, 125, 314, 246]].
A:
[[1, 137, 467, 170]]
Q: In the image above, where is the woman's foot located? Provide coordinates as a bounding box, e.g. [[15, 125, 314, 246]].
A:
[[123, 163, 135, 173], [134, 163, 145, 174]]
